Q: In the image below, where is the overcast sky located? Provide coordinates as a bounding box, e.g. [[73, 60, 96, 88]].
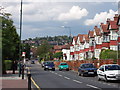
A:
[[1, 1, 119, 40]]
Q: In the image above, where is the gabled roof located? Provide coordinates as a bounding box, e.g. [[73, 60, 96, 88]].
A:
[[54, 44, 70, 50], [94, 26, 101, 36], [88, 30, 94, 38], [100, 23, 109, 33], [73, 36, 77, 44], [108, 14, 119, 30], [62, 44, 70, 49], [54, 45, 62, 50], [77, 34, 84, 43], [83, 34, 89, 42], [109, 21, 118, 30]]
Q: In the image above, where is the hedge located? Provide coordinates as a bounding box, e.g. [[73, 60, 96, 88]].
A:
[[4, 60, 12, 70]]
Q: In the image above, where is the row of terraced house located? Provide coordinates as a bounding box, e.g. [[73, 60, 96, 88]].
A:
[[62, 14, 120, 61]]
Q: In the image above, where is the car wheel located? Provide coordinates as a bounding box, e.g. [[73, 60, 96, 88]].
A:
[[104, 75, 108, 82], [66, 68, 69, 71], [81, 73, 84, 77], [44, 68, 46, 71], [59, 69, 62, 71], [98, 77, 101, 81], [52, 68, 55, 71]]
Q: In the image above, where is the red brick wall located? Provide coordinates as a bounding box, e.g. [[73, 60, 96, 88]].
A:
[[54, 59, 117, 71]]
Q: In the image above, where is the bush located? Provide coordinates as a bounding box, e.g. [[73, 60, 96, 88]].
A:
[[100, 49, 119, 63], [4, 60, 12, 70]]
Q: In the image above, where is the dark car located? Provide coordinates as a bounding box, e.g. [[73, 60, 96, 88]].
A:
[[44, 61, 55, 71], [41, 61, 45, 68], [31, 60, 35, 64], [78, 63, 97, 76]]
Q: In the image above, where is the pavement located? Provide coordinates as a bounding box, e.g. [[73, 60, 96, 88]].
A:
[[1, 70, 28, 89]]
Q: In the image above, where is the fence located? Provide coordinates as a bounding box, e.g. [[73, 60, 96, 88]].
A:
[[54, 59, 119, 71]]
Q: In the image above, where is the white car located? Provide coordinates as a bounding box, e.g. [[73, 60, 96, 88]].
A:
[[97, 64, 120, 82]]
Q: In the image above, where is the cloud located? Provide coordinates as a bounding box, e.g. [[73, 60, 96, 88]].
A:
[[57, 6, 88, 21], [84, 9, 118, 26]]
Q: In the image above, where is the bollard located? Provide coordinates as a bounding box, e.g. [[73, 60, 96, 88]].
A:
[[28, 73, 31, 90], [18, 63, 22, 77], [22, 64, 24, 79]]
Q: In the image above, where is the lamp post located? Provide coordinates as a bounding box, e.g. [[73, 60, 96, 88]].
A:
[[19, 0, 23, 79], [61, 26, 72, 61]]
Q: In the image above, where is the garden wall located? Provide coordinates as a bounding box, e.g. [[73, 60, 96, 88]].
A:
[[54, 59, 118, 71]]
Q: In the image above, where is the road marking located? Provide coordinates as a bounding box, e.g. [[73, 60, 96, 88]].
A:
[[64, 76, 70, 80], [112, 85, 117, 87], [31, 77, 41, 90], [86, 84, 101, 90], [73, 80, 82, 83], [54, 73, 58, 75], [58, 74, 62, 77]]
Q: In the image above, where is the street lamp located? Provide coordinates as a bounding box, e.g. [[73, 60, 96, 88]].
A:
[[18, 0, 24, 79]]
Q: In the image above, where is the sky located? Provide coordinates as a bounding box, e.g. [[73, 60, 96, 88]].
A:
[[1, 0, 119, 40]]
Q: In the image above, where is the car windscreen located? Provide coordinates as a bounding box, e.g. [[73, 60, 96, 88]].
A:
[[105, 65, 120, 70], [82, 64, 94, 68], [60, 63, 67, 65], [45, 62, 54, 65]]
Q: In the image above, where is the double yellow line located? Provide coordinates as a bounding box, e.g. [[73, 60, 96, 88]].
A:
[[27, 67, 41, 90], [31, 77, 41, 90]]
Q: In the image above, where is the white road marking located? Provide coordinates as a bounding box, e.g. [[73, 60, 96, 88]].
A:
[[112, 85, 117, 87], [86, 84, 101, 90], [107, 83, 111, 85], [64, 76, 70, 80], [58, 74, 62, 77], [73, 80, 82, 84], [54, 73, 58, 75]]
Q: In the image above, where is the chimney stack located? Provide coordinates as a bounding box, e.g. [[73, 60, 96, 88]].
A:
[[114, 14, 118, 21], [106, 18, 110, 24]]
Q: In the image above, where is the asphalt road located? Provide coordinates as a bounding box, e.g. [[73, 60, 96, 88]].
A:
[[27, 61, 120, 90]]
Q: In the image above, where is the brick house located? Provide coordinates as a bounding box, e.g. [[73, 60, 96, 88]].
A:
[[66, 14, 120, 61]]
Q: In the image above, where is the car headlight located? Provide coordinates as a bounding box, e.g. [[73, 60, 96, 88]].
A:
[[45, 66, 48, 68]]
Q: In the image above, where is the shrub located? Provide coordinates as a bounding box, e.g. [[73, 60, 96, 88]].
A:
[[100, 49, 118, 63], [4, 60, 12, 70]]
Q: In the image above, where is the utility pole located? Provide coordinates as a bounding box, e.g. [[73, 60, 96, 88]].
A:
[[19, 0, 23, 78]]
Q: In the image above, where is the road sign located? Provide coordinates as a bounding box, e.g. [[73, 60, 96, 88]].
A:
[[22, 52, 26, 56]]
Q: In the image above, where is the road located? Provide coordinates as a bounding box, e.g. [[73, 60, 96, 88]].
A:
[[27, 61, 120, 90]]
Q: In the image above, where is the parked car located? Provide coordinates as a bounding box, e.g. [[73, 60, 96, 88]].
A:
[[44, 61, 55, 71], [31, 60, 35, 64], [41, 61, 45, 68], [97, 64, 120, 82], [78, 63, 97, 76], [59, 62, 69, 71]]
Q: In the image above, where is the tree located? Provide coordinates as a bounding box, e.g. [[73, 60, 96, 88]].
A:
[[37, 41, 52, 61], [53, 52, 63, 59], [21, 43, 31, 59], [1, 11, 20, 74]]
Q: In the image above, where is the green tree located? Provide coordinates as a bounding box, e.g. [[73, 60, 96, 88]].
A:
[[21, 43, 31, 59], [1, 12, 20, 74], [53, 52, 63, 59], [37, 41, 52, 61]]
